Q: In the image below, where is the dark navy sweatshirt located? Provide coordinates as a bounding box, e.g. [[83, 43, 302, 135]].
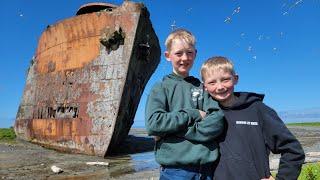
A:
[[214, 92, 305, 180]]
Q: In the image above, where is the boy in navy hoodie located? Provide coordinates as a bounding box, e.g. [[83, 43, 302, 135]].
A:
[[200, 56, 305, 180], [145, 29, 224, 180]]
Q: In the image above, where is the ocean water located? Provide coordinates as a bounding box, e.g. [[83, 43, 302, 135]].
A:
[[133, 118, 320, 128], [281, 117, 320, 124]]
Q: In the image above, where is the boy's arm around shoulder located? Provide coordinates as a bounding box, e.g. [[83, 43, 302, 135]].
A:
[[183, 92, 224, 143], [258, 103, 305, 180], [145, 83, 202, 137]]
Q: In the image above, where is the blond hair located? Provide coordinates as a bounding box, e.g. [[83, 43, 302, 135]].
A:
[[201, 56, 236, 81], [165, 29, 196, 51]]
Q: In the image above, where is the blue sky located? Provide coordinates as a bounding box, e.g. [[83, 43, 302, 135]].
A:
[[1, 0, 319, 128]]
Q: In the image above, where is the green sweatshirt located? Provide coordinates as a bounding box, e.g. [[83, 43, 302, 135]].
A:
[[145, 73, 224, 166]]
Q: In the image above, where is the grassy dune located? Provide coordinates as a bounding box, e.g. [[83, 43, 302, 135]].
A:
[[0, 127, 16, 142]]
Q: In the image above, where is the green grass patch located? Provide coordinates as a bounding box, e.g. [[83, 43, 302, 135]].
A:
[[298, 162, 320, 180], [0, 127, 16, 141], [286, 122, 320, 127], [272, 163, 320, 179]]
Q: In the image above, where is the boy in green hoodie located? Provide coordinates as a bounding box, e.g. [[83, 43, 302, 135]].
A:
[[145, 29, 224, 180]]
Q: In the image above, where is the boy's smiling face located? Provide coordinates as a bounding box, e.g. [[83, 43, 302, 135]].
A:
[[165, 39, 196, 77], [204, 69, 238, 107]]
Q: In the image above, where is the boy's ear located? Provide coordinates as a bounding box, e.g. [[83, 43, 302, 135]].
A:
[[234, 74, 239, 85], [164, 51, 171, 61], [203, 83, 208, 91]]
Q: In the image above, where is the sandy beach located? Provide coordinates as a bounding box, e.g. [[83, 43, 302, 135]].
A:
[[0, 126, 319, 179]]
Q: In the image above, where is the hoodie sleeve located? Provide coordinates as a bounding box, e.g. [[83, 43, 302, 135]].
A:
[[258, 103, 305, 180], [145, 83, 202, 136], [182, 92, 224, 142]]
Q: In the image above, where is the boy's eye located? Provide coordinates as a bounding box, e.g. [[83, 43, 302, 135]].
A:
[[175, 52, 183, 56], [187, 51, 194, 55], [222, 78, 231, 82]]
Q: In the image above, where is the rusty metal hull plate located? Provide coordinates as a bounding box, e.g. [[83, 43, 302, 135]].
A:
[[14, 1, 160, 156]]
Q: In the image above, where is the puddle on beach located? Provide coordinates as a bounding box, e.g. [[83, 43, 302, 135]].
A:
[[103, 131, 159, 177], [130, 151, 159, 172], [60, 151, 159, 179], [74, 129, 159, 178], [108, 151, 159, 177]]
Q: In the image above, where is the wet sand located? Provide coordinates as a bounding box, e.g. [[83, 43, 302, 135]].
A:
[[0, 126, 319, 179]]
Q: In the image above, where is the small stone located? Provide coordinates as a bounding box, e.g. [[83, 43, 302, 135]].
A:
[[51, 165, 63, 173], [86, 161, 109, 166], [306, 152, 320, 157]]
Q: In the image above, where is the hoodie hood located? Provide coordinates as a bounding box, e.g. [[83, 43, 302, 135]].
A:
[[163, 73, 201, 86], [222, 92, 264, 110]]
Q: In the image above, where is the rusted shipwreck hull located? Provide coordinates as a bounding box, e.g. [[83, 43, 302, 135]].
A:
[[14, 1, 160, 156]]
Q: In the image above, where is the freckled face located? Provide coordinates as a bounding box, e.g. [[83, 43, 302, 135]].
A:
[[204, 69, 238, 106], [165, 39, 196, 77]]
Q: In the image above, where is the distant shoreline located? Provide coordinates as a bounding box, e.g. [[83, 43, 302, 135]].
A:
[[132, 121, 320, 129], [286, 122, 320, 127]]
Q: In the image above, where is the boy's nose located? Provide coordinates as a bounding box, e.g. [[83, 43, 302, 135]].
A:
[[216, 82, 225, 91], [180, 52, 190, 60], [181, 53, 188, 60]]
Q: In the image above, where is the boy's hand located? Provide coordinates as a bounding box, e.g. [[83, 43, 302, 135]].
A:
[[154, 136, 161, 141], [261, 176, 275, 180], [198, 110, 206, 119]]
